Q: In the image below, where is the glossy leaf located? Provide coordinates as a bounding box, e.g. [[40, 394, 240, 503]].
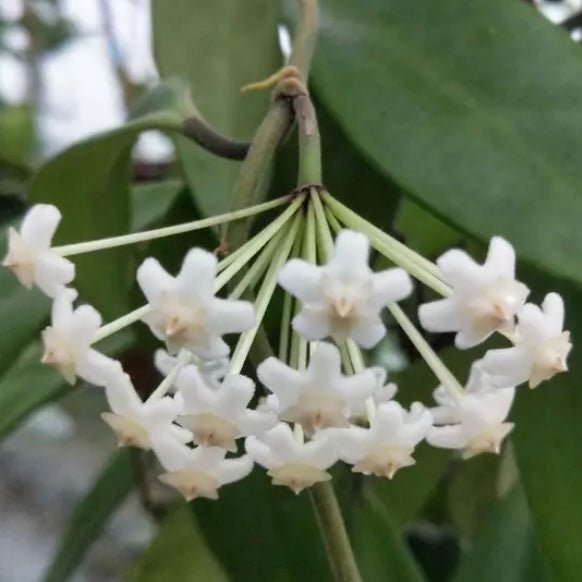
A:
[[353, 493, 425, 582], [0, 271, 49, 378], [131, 179, 183, 232], [314, 0, 582, 285], [28, 82, 186, 318], [152, 0, 281, 216], [454, 486, 549, 582], [192, 469, 333, 581], [130, 505, 227, 582], [44, 449, 135, 582]]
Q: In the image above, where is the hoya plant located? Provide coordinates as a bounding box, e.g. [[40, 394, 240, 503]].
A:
[[2, 0, 582, 580]]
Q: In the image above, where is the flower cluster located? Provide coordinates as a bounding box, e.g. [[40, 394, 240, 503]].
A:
[[3, 192, 571, 501]]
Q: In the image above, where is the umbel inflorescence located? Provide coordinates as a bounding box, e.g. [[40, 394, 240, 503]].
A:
[[3, 189, 571, 500]]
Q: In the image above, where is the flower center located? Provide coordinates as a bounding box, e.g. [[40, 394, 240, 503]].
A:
[[268, 463, 331, 494], [283, 391, 347, 433], [158, 469, 220, 501], [463, 422, 514, 459], [352, 445, 415, 478], [101, 412, 151, 449], [41, 327, 77, 384], [179, 413, 239, 452]]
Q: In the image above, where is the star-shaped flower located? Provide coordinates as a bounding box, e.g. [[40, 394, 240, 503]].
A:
[[427, 364, 515, 459], [419, 237, 529, 348], [482, 293, 571, 389], [41, 291, 120, 386], [336, 401, 432, 478], [154, 348, 228, 390], [152, 435, 253, 501], [137, 248, 255, 360], [3, 204, 75, 298], [101, 371, 191, 449], [174, 366, 276, 451], [350, 381, 398, 422], [257, 341, 385, 433], [245, 423, 339, 494], [278, 229, 413, 348]]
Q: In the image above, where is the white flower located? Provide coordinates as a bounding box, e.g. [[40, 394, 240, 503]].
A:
[[257, 341, 385, 433], [174, 366, 276, 451], [350, 381, 398, 422], [3, 204, 75, 298], [279, 229, 412, 348], [336, 401, 432, 478], [419, 237, 529, 348], [427, 364, 515, 458], [137, 248, 255, 360], [482, 293, 571, 389], [245, 423, 339, 494], [154, 348, 228, 390], [152, 435, 253, 501], [101, 371, 191, 449], [41, 291, 121, 385]]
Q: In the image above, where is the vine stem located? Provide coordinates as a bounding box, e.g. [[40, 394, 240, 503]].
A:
[[310, 482, 363, 582]]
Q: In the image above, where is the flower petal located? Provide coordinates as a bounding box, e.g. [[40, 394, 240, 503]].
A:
[[219, 454, 254, 485], [437, 249, 488, 290], [329, 230, 370, 278], [292, 310, 331, 341], [71, 304, 102, 347], [104, 372, 143, 416], [20, 204, 61, 249], [34, 253, 75, 298], [177, 248, 217, 298], [350, 318, 386, 349], [482, 346, 530, 388], [427, 425, 467, 449], [208, 298, 255, 335], [370, 268, 413, 309], [418, 299, 462, 333], [485, 237, 515, 277], [137, 258, 174, 304], [278, 259, 322, 302]]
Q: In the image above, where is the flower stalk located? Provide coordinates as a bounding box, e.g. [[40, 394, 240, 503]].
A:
[[54, 196, 290, 257], [229, 212, 303, 375], [310, 481, 363, 582], [388, 303, 464, 398]]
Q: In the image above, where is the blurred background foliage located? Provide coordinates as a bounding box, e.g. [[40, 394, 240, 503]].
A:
[[2, 0, 582, 580]]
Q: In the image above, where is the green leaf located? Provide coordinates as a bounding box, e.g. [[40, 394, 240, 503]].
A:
[[314, 0, 582, 285], [447, 455, 501, 539], [354, 493, 425, 582], [28, 82, 186, 318], [315, 94, 402, 228], [0, 361, 69, 440], [131, 179, 184, 232], [396, 199, 461, 259], [44, 449, 135, 582], [0, 271, 49, 378], [193, 469, 333, 581], [453, 486, 549, 582], [152, 0, 281, 216], [130, 505, 228, 582]]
